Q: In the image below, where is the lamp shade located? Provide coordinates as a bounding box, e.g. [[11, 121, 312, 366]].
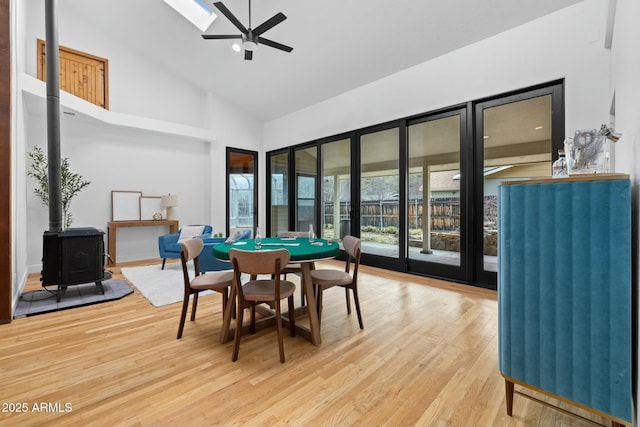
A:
[[161, 194, 178, 208]]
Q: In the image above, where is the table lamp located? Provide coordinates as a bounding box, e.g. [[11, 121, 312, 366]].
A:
[[161, 194, 178, 220]]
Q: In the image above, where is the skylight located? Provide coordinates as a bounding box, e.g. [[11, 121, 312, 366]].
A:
[[163, 0, 217, 32]]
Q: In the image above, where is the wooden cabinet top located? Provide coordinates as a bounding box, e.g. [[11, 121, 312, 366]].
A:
[[501, 173, 629, 186], [107, 220, 179, 228]]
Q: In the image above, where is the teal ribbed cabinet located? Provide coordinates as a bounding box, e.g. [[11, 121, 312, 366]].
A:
[[498, 174, 631, 426]]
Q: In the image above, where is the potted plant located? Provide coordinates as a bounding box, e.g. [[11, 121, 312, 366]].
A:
[[27, 145, 91, 229]]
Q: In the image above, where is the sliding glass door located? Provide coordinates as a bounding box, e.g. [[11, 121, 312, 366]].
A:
[[474, 84, 563, 286], [268, 150, 289, 236], [226, 147, 257, 237], [321, 137, 351, 241], [294, 145, 318, 233], [266, 82, 564, 289], [406, 109, 467, 280], [358, 125, 403, 270]]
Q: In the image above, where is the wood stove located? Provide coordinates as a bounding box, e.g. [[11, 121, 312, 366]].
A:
[[41, 227, 106, 301]]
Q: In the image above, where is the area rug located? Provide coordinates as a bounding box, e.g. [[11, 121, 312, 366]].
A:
[[121, 262, 209, 307], [14, 280, 133, 318]]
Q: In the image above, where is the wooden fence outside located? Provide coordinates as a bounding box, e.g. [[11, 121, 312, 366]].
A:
[[324, 196, 497, 231]]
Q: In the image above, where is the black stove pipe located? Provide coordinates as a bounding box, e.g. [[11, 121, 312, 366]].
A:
[[44, 0, 62, 232]]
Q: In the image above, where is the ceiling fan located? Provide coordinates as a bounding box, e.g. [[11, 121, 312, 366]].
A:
[[202, 0, 293, 60]]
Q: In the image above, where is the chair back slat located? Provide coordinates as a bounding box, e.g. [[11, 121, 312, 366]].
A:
[[342, 235, 359, 259], [179, 238, 204, 262], [229, 248, 290, 276], [180, 238, 205, 282], [342, 235, 361, 278]]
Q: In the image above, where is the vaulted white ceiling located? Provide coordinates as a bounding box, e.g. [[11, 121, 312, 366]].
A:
[[61, 0, 582, 121]]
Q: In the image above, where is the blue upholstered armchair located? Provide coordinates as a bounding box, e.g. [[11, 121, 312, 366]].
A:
[[158, 225, 212, 269], [198, 230, 251, 273]]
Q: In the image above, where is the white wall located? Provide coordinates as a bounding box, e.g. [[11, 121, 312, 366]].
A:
[[23, 0, 207, 128], [23, 112, 209, 266], [263, 1, 610, 150], [609, 0, 640, 420], [610, 0, 640, 177], [18, 1, 262, 274], [204, 92, 263, 233], [11, 0, 29, 310]]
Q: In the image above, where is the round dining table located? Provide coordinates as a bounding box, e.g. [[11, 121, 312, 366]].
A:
[[213, 237, 340, 346]]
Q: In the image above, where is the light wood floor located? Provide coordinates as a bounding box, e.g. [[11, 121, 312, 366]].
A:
[[0, 260, 611, 427]]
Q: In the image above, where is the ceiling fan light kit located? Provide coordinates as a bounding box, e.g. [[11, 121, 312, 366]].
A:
[[242, 36, 257, 52], [202, 0, 293, 60]]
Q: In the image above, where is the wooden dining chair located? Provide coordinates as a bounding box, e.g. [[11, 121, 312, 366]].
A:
[[276, 230, 309, 305], [177, 238, 234, 339], [229, 248, 296, 363], [310, 235, 363, 329]]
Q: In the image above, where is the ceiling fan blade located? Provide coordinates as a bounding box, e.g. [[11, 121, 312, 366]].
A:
[[201, 34, 242, 40], [257, 37, 293, 53], [244, 50, 253, 60], [252, 12, 286, 37], [213, 2, 248, 34]]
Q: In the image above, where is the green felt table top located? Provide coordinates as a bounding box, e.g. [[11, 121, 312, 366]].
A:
[[212, 237, 340, 261]]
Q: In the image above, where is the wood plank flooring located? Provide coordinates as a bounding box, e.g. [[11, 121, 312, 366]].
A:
[[0, 260, 611, 426]]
